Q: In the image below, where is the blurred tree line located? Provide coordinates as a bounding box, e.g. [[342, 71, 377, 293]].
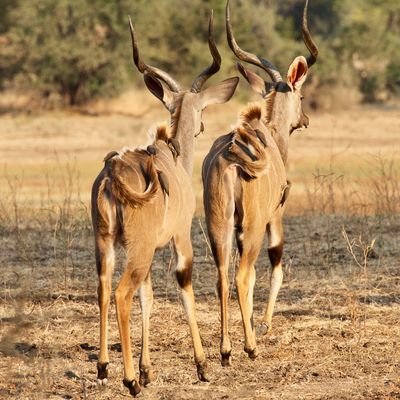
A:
[[0, 0, 399, 107]]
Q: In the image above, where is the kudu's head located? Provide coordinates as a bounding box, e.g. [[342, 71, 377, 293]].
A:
[[226, 0, 318, 135], [129, 11, 239, 143]]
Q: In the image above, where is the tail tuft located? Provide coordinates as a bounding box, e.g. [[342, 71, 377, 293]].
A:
[[154, 124, 170, 142]]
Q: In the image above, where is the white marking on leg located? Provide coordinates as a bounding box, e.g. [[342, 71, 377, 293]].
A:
[[175, 251, 186, 272]]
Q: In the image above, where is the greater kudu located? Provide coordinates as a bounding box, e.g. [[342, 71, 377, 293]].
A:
[[91, 13, 239, 397], [202, 0, 318, 366]]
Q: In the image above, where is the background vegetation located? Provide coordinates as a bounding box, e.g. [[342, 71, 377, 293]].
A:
[[0, 0, 399, 107]]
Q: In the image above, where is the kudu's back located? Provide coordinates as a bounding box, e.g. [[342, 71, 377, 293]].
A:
[[202, 107, 287, 230], [92, 137, 194, 250]]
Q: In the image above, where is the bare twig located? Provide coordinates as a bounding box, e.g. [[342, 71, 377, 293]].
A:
[[341, 226, 376, 277]]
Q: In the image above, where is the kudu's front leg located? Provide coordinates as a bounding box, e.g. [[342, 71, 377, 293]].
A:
[[173, 234, 209, 382]]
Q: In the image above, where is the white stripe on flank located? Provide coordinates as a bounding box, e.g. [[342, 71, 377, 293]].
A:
[[247, 143, 256, 157]]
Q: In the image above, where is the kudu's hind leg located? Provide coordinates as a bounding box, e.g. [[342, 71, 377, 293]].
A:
[[138, 271, 154, 387], [235, 230, 264, 360], [95, 237, 115, 386], [173, 234, 209, 382], [209, 218, 234, 366], [115, 253, 154, 397], [259, 214, 284, 336]]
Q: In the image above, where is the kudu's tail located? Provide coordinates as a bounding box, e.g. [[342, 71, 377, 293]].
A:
[[110, 154, 160, 208]]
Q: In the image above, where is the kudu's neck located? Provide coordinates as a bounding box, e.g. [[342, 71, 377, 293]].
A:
[[264, 92, 290, 165], [172, 114, 195, 177]]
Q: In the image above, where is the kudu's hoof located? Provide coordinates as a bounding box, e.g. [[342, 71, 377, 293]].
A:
[[244, 346, 259, 360], [256, 323, 270, 337], [221, 351, 232, 367], [139, 368, 153, 387], [196, 361, 210, 382], [97, 362, 108, 386], [123, 378, 142, 397]]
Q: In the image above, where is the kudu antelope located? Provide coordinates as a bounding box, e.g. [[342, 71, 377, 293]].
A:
[[91, 12, 239, 397], [202, 0, 318, 366]]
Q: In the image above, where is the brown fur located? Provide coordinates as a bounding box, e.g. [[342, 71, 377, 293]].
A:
[[98, 124, 176, 212], [96, 177, 112, 227], [169, 93, 185, 138], [263, 88, 277, 125], [239, 103, 262, 124], [202, 57, 309, 367], [207, 0, 317, 368], [91, 75, 237, 396], [92, 19, 239, 393], [202, 101, 288, 367], [225, 125, 269, 179], [222, 105, 270, 179], [153, 125, 181, 162], [110, 154, 160, 208], [154, 124, 170, 142], [92, 138, 204, 395]]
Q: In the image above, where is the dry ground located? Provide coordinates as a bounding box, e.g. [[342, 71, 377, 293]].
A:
[[0, 92, 399, 399], [0, 214, 399, 399]]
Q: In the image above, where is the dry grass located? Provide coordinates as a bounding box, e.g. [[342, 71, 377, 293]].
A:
[[0, 90, 399, 399], [1, 89, 399, 215], [1, 212, 399, 399]]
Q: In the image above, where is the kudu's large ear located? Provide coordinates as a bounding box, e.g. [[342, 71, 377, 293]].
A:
[[199, 76, 239, 110], [237, 63, 272, 98], [287, 56, 308, 91], [143, 73, 176, 112]]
